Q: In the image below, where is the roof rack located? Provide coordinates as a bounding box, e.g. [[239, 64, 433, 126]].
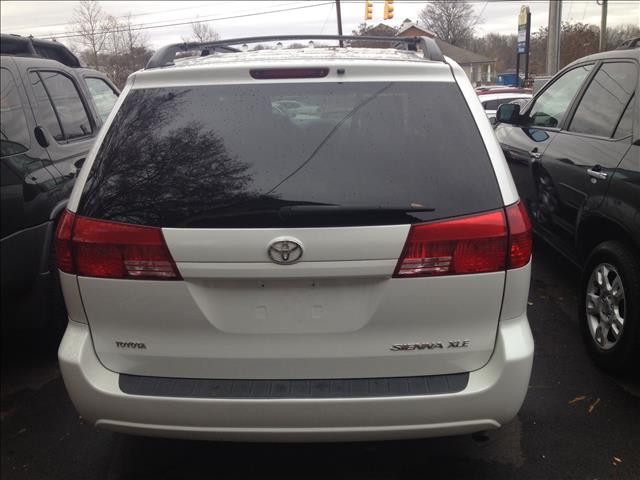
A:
[[145, 35, 444, 69], [1, 34, 81, 68], [616, 37, 639, 50]]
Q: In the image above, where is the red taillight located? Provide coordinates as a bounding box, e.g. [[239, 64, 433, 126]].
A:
[[250, 68, 329, 79], [393, 202, 532, 278], [54, 210, 181, 280], [505, 201, 532, 269]]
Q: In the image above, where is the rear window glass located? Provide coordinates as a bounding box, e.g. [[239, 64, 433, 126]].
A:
[[79, 82, 501, 228], [29, 71, 64, 141], [39, 71, 93, 140], [1, 68, 30, 157], [85, 77, 118, 122]]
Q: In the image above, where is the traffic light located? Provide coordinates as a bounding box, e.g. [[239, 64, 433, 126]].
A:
[[364, 1, 373, 20], [383, 0, 394, 20]]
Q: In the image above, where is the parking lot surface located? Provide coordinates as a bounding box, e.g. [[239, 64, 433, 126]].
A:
[[1, 241, 639, 480]]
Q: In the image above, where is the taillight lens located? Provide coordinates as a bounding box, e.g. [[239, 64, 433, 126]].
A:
[[393, 202, 532, 278], [54, 210, 181, 280], [394, 210, 507, 277], [505, 201, 532, 269]]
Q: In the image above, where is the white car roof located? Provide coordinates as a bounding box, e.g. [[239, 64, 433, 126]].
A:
[[170, 47, 432, 67], [479, 92, 533, 102], [129, 47, 455, 88]]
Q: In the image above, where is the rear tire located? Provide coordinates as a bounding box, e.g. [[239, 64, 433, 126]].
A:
[[579, 241, 639, 375]]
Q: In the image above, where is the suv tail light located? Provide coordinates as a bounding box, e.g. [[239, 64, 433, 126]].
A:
[[55, 210, 181, 280], [505, 201, 533, 269], [393, 202, 531, 278]]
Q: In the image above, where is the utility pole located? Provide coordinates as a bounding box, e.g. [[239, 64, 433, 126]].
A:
[[524, 10, 531, 83], [599, 0, 608, 52], [336, 0, 344, 47], [546, 0, 562, 75]]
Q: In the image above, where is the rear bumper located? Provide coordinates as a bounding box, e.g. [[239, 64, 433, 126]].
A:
[[58, 315, 533, 442]]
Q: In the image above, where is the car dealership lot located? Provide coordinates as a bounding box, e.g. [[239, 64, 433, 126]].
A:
[[1, 241, 638, 480]]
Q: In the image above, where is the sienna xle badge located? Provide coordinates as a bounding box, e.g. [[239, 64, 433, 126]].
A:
[[56, 35, 534, 442]]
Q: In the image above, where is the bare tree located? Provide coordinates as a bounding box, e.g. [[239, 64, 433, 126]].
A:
[[607, 24, 640, 49], [101, 14, 151, 88], [119, 13, 148, 53], [182, 19, 219, 43], [69, 0, 108, 68], [418, 1, 481, 48], [103, 15, 123, 56], [469, 33, 518, 73]]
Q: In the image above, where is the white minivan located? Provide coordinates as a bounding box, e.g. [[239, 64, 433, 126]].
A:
[[56, 35, 534, 442]]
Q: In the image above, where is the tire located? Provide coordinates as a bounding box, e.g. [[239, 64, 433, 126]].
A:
[[579, 241, 640, 375]]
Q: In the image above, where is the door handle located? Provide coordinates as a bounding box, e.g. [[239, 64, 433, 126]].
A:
[[587, 168, 607, 180], [530, 149, 542, 160], [34, 126, 50, 148]]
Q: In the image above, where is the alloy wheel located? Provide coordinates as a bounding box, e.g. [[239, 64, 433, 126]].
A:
[[585, 263, 626, 350]]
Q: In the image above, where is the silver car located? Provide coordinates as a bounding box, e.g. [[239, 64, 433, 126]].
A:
[[479, 92, 533, 124], [56, 35, 534, 442]]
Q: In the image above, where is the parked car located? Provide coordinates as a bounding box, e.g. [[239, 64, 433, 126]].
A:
[[56, 35, 533, 442], [476, 86, 532, 96], [1, 34, 119, 327], [272, 99, 320, 116], [494, 45, 639, 374], [479, 92, 533, 124], [531, 75, 553, 95], [508, 97, 533, 110], [76, 68, 120, 122]]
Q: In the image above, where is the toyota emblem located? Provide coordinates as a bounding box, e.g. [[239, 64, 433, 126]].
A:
[[268, 238, 303, 265]]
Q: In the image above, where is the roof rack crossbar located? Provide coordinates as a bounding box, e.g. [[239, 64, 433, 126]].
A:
[[145, 35, 444, 69]]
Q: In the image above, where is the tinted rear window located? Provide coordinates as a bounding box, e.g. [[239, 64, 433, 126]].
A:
[[0, 68, 30, 157], [79, 82, 501, 228]]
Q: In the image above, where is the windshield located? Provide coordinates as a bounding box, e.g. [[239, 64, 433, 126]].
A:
[[79, 81, 501, 228]]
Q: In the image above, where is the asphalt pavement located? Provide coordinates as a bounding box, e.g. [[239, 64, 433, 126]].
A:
[[1, 241, 639, 480]]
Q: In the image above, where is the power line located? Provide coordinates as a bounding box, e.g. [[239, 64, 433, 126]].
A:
[[319, 2, 335, 34], [37, 2, 334, 40], [477, 1, 489, 20], [14, 1, 310, 36], [9, 2, 235, 32]]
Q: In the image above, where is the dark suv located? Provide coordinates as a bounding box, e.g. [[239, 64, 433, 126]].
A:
[[494, 46, 639, 374], [1, 34, 119, 326]]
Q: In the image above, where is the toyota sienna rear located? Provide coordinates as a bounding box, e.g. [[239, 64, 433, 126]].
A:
[[56, 36, 534, 442]]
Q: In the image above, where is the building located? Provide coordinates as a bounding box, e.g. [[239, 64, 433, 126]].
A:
[[396, 20, 495, 84], [396, 18, 437, 38]]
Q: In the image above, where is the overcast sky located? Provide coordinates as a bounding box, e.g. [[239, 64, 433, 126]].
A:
[[1, 1, 639, 49]]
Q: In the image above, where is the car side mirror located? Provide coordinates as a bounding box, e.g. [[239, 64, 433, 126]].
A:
[[496, 103, 521, 125]]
